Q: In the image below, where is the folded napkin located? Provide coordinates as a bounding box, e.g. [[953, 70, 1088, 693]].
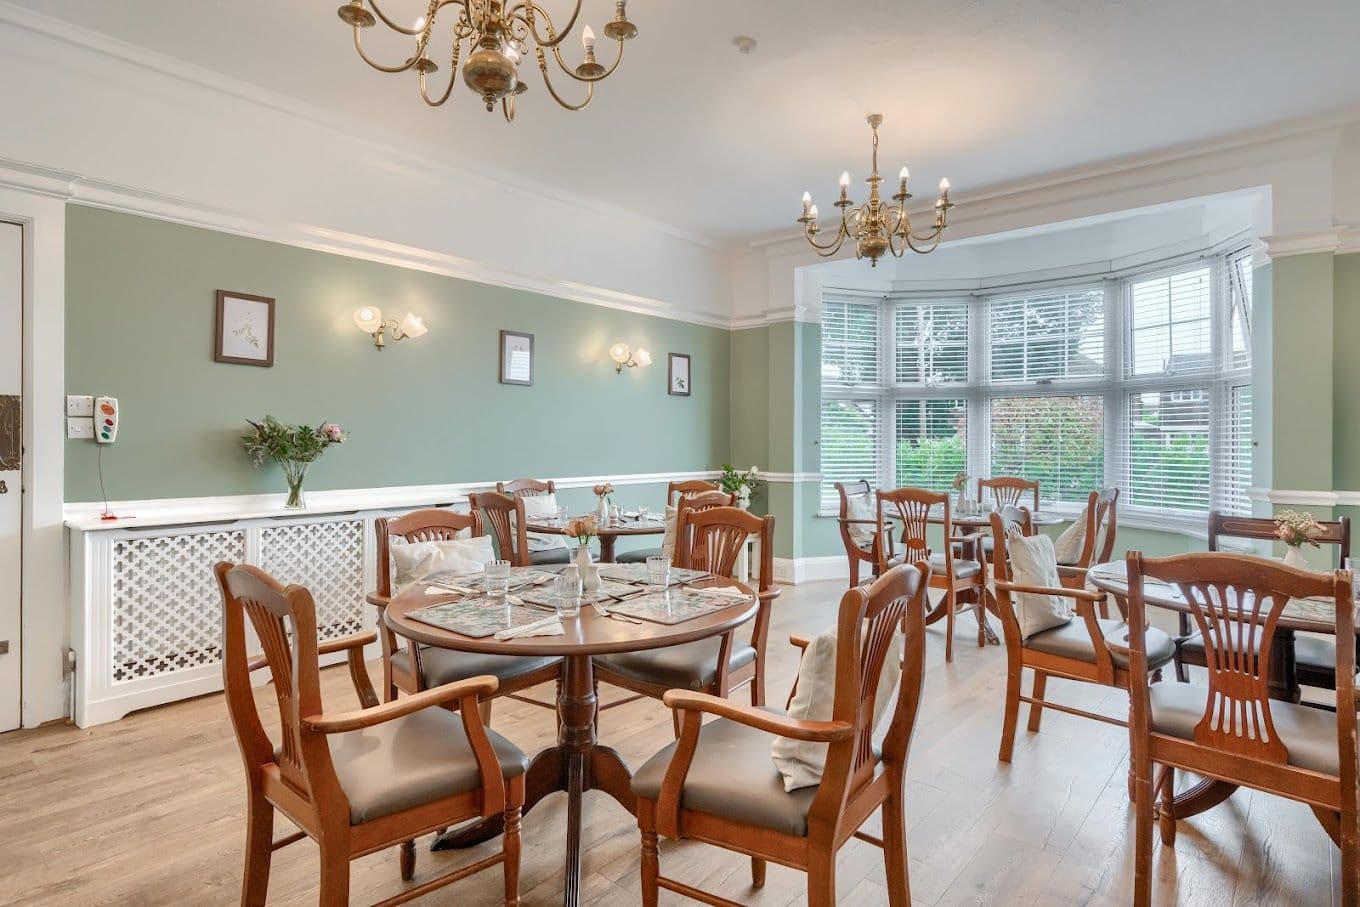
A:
[[696, 587, 751, 600], [494, 616, 564, 640]]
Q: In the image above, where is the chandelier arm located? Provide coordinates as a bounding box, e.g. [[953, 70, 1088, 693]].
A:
[[365, 0, 436, 35], [511, 1, 584, 49], [903, 231, 944, 254], [804, 221, 849, 255], [535, 48, 596, 110], [352, 27, 421, 73], [550, 36, 625, 82], [419, 40, 463, 106]]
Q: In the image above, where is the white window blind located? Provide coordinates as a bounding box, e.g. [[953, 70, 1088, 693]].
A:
[[1128, 266, 1213, 377], [988, 288, 1105, 384], [1217, 384, 1253, 516], [821, 299, 879, 389], [1124, 389, 1211, 514], [895, 399, 967, 491], [820, 399, 881, 511], [989, 396, 1105, 505], [895, 301, 968, 385], [1228, 249, 1253, 370]]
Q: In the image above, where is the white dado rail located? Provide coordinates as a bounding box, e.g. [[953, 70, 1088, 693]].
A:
[[64, 470, 732, 727]]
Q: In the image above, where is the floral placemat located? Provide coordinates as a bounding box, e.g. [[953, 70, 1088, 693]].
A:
[[408, 597, 552, 638], [515, 579, 643, 608], [605, 588, 747, 625], [425, 568, 559, 593], [598, 563, 710, 586]]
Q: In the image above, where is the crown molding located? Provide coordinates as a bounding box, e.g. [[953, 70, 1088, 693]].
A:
[[1247, 487, 1360, 507], [1259, 228, 1349, 260], [729, 304, 815, 329]]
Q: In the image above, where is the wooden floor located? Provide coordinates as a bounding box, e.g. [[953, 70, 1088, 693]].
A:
[[0, 579, 1345, 906]]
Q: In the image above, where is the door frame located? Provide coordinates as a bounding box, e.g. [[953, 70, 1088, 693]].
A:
[[0, 185, 65, 728]]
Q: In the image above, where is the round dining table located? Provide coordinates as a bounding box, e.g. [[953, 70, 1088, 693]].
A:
[[384, 574, 758, 907], [1086, 558, 1356, 829], [526, 514, 665, 562]]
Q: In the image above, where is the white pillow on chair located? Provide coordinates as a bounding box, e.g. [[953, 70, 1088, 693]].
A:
[[1052, 507, 1088, 566], [392, 535, 495, 592], [845, 493, 878, 549], [1006, 529, 1073, 640], [771, 622, 902, 792], [520, 493, 569, 553]]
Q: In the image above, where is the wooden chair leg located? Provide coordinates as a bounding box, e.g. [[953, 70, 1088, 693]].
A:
[[1342, 801, 1359, 907], [1157, 765, 1177, 846], [639, 800, 660, 907], [1027, 670, 1048, 733], [751, 657, 766, 708], [808, 853, 837, 907], [503, 797, 523, 905], [751, 857, 766, 888], [241, 789, 273, 907], [318, 843, 351, 907], [1133, 759, 1156, 907], [998, 659, 1022, 763], [479, 698, 494, 726], [881, 772, 911, 907], [399, 840, 415, 882], [944, 588, 957, 663]]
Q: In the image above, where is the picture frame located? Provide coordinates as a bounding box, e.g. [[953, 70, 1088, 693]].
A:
[[499, 330, 535, 386], [214, 290, 275, 367], [668, 352, 692, 396]]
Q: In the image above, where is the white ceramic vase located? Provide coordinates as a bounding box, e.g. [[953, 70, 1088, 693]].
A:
[[575, 542, 601, 593], [596, 496, 609, 523], [736, 486, 751, 510], [1283, 545, 1307, 569]]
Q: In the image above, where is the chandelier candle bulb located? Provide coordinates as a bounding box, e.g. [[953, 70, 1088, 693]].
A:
[[801, 192, 812, 217], [582, 25, 596, 53]]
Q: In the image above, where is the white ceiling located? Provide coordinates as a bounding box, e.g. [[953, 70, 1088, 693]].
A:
[[11, 0, 1360, 244]]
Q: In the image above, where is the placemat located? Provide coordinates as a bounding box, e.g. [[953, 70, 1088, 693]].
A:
[[598, 563, 710, 586], [516, 579, 643, 608], [605, 588, 745, 625], [408, 597, 553, 638], [425, 568, 559, 593]]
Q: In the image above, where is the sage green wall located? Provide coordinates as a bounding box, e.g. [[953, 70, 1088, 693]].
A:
[[1269, 253, 1334, 494], [64, 206, 730, 502], [728, 327, 769, 470]]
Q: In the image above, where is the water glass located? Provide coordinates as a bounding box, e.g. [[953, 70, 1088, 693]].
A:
[[647, 555, 671, 591], [484, 560, 511, 599], [556, 505, 569, 526], [638, 505, 651, 523], [609, 504, 620, 526], [555, 572, 582, 618]]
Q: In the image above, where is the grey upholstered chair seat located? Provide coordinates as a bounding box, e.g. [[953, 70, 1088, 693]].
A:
[[328, 707, 529, 824], [1180, 630, 1336, 672], [529, 547, 572, 565], [1027, 618, 1175, 670], [392, 646, 560, 688], [631, 706, 817, 836], [884, 553, 982, 579], [617, 546, 664, 563], [594, 638, 757, 690], [1148, 681, 1342, 774]]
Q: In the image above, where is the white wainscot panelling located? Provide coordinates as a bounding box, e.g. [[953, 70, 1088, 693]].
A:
[[70, 509, 412, 727]]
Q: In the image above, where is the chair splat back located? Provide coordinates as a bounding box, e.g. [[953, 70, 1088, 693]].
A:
[[471, 491, 529, 567], [877, 487, 944, 564], [374, 509, 482, 597], [668, 479, 720, 506], [675, 505, 771, 590], [979, 476, 1040, 511], [1207, 511, 1351, 565], [497, 478, 555, 498], [1079, 487, 1120, 567]]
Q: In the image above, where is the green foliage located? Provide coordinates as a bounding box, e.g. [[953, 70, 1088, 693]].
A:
[[241, 416, 345, 468]]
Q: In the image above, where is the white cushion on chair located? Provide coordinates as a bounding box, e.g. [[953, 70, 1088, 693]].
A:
[[1005, 529, 1073, 641], [1052, 507, 1088, 566], [771, 621, 901, 792], [846, 493, 877, 548], [391, 535, 494, 592], [521, 493, 569, 552]]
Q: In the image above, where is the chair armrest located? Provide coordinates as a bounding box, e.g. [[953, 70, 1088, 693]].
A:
[[317, 630, 377, 658], [304, 674, 499, 734], [839, 518, 881, 526], [365, 592, 391, 608], [1056, 564, 1088, 581], [662, 690, 854, 743], [788, 633, 814, 652], [996, 580, 1105, 603]]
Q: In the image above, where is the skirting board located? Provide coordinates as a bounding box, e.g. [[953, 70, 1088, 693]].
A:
[[773, 556, 849, 585]]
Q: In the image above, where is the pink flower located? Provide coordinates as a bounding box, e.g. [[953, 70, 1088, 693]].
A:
[[322, 423, 345, 443]]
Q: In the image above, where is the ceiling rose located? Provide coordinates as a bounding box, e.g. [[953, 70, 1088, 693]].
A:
[[798, 114, 954, 267], [336, 0, 637, 121]]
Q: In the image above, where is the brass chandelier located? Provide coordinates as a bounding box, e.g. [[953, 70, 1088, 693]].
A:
[[798, 114, 954, 267], [336, 0, 637, 121]]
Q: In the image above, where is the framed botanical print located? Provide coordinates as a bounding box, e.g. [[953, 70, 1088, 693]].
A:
[[668, 352, 691, 396], [499, 330, 535, 386], [214, 290, 275, 367]]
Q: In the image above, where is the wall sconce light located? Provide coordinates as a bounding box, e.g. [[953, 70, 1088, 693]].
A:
[[609, 342, 652, 373], [354, 306, 428, 350]]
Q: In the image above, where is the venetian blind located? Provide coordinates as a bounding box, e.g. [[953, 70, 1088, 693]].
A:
[[987, 287, 1106, 384], [989, 395, 1105, 505]]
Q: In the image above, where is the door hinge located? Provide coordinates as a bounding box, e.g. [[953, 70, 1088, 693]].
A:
[[0, 640, 8, 655]]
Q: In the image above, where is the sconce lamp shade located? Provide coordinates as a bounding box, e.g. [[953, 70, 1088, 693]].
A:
[[609, 342, 632, 364], [353, 306, 384, 333], [399, 312, 428, 339], [635, 348, 652, 367]]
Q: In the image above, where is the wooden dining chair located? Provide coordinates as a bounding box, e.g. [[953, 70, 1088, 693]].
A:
[[978, 475, 1040, 511], [632, 562, 929, 907], [215, 562, 528, 907], [667, 479, 719, 505], [1059, 487, 1120, 592], [496, 478, 555, 497], [471, 491, 534, 567], [836, 480, 888, 589], [989, 511, 1176, 763], [1121, 551, 1358, 907], [1173, 511, 1352, 690], [593, 504, 776, 735], [877, 486, 987, 662], [368, 509, 561, 723], [617, 482, 728, 563]]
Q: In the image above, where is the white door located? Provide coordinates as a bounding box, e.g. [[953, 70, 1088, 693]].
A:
[[0, 222, 21, 732]]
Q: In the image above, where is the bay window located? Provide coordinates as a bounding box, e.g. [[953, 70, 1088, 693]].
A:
[[818, 243, 1254, 521]]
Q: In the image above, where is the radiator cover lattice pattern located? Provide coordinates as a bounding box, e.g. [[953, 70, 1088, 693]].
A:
[[259, 520, 366, 641]]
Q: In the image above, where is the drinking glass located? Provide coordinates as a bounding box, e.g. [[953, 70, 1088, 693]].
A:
[[485, 560, 511, 599], [638, 505, 651, 523], [647, 555, 671, 591], [556, 505, 569, 526], [555, 572, 582, 618]]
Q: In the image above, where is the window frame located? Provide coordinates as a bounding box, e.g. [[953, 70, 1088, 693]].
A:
[[818, 241, 1254, 524]]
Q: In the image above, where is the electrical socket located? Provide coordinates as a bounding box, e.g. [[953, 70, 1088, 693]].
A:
[[66, 395, 94, 417], [67, 417, 94, 439]]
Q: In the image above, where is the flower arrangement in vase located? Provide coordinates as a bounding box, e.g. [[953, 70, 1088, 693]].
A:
[[565, 515, 602, 592], [592, 483, 614, 523], [951, 472, 970, 514], [1274, 509, 1323, 568], [719, 464, 760, 509], [241, 416, 346, 509]]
